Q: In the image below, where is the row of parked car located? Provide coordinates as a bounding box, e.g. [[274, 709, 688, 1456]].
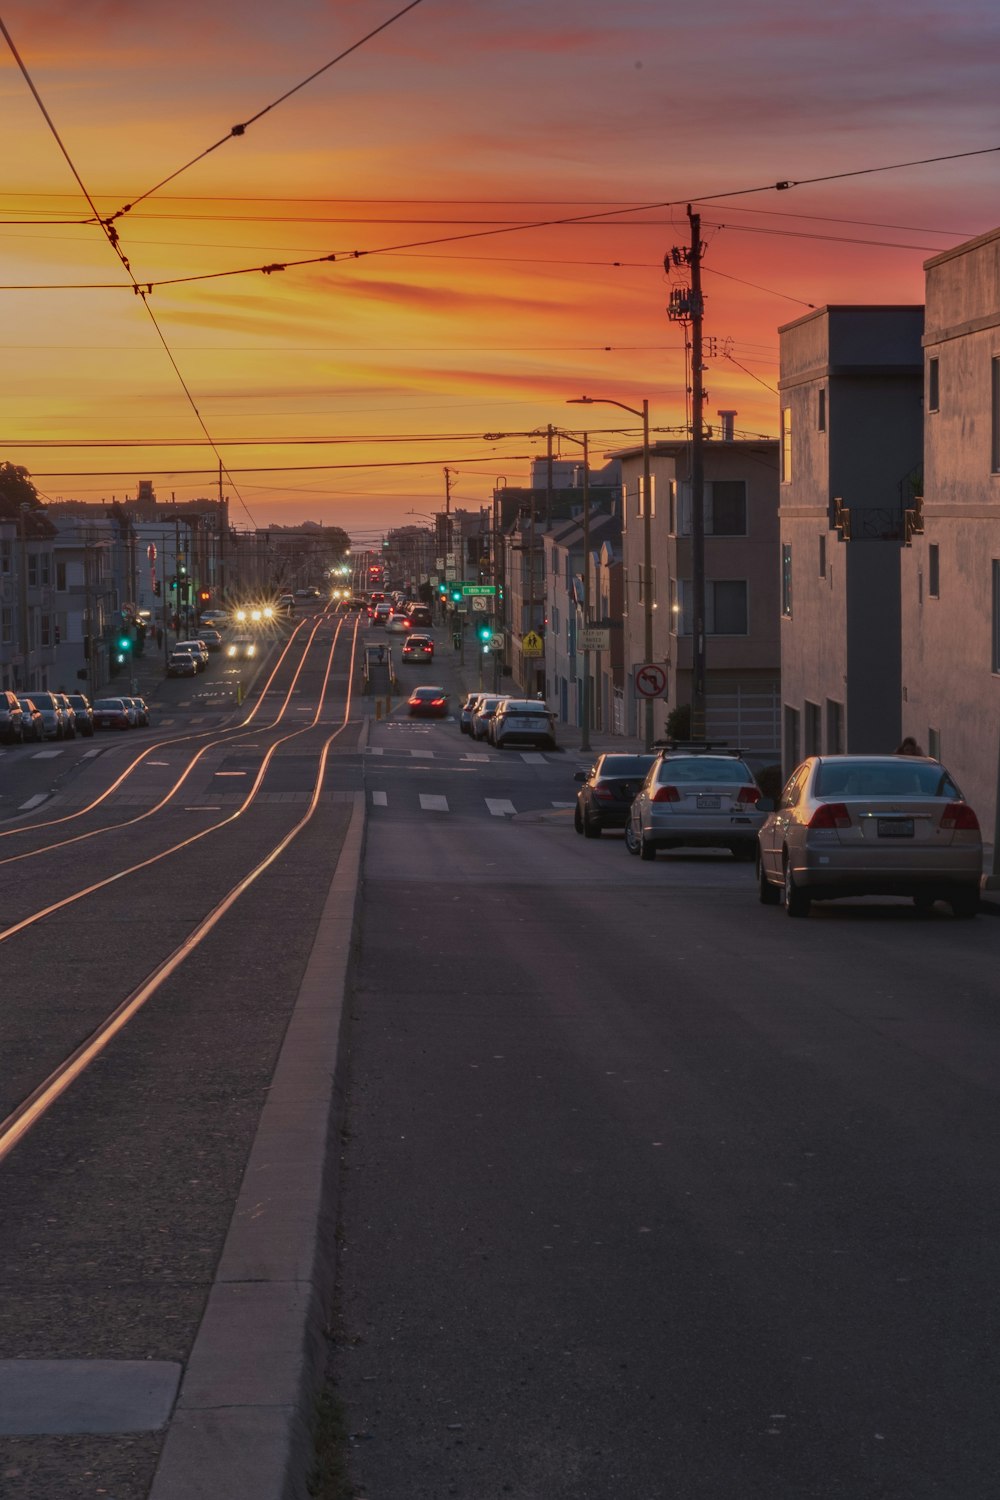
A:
[[459, 691, 559, 750], [0, 687, 151, 743], [573, 743, 983, 919]]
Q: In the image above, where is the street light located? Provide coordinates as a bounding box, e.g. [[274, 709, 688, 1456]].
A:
[[569, 395, 654, 751]]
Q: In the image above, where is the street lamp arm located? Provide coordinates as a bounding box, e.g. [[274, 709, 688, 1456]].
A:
[[567, 395, 642, 420]]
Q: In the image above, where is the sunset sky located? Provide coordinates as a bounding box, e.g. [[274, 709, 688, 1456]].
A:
[[2, 0, 998, 542]]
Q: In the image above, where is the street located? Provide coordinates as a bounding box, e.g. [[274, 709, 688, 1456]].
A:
[[332, 675, 1000, 1500]]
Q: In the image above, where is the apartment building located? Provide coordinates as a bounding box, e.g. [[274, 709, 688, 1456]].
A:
[[900, 226, 1000, 834], [776, 306, 924, 772]]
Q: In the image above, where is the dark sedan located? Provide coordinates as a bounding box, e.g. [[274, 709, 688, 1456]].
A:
[[407, 686, 449, 719], [92, 697, 131, 731], [574, 754, 658, 837]]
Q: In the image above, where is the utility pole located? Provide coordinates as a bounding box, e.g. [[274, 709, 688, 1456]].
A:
[[17, 505, 31, 691], [667, 211, 708, 741], [688, 206, 707, 739], [581, 431, 591, 752]]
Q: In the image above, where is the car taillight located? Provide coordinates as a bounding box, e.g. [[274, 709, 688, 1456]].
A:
[[431, 697, 446, 706], [809, 802, 851, 829], [651, 784, 680, 803], [940, 802, 979, 831], [736, 785, 761, 805], [593, 785, 616, 801]]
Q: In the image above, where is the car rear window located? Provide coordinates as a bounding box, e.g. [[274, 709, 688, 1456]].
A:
[[658, 757, 754, 784], [31, 692, 57, 709], [599, 756, 656, 777], [815, 760, 961, 798]]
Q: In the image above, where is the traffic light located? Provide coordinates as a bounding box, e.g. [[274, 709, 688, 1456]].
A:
[[153, 580, 161, 597], [450, 587, 462, 603], [198, 589, 210, 604], [477, 623, 491, 644], [115, 633, 132, 667]]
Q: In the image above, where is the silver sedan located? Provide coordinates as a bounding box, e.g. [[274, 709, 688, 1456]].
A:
[[757, 755, 982, 918], [626, 749, 766, 860]]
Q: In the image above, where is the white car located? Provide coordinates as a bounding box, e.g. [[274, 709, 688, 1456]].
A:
[[491, 699, 556, 751]]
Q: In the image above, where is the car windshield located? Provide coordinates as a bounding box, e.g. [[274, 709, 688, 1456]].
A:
[[94, 699, 122, 708], [68, 697, 88, 709], [31, 692, 57, 709], [658, 757, 754, 784], [815, 759, 961, 799]]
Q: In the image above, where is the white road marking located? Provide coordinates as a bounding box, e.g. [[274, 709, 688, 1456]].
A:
[[486, 798, 517, 817], [147, 760, 171, 767], [410, 750, 435, 759], [19, 794, 48, 810], [520, 752, 547, 764], [419, 794, 449, 812], [371, 790, 388, 807], [31, 750, 62, 760], [214, 771, 247, 777], [551, 801, 575, 808], [82, 748, 102, 758], [365, 747, 384, 755], [463, 754, 490, 762]]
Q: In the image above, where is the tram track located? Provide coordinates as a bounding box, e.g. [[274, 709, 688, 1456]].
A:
[[0, 613, 361, 1162], [0, 612, 326, 858]]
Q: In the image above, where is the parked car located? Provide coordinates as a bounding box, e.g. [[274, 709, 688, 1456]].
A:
[[459, 692, 484, 734], [175, 639, 208, 671], [65, 692, 95, 736], [167, 650, 198, 678], [574, 754, 658, 837], [54, 692, 80, 737], [757, 754, 983, 918], [402, 634, 434, 663], [491, 698, 557, 751], [0, 689, 24, 743], [118, 695, 149, 727], [200, 609, 228, 626], [23, 690, 70, 740], [196, 627, 223, 652], [625, 745, 765, 861], [471, 694, 505, 741], [92, 697, 131, 730], [407, 686, 449, 719], [17, 697, 45, 743]]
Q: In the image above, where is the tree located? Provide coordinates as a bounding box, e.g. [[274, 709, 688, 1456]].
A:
[[0, 462, 42, 520]]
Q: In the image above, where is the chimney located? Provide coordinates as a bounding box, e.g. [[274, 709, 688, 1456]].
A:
[[717, 410, 737, 442]]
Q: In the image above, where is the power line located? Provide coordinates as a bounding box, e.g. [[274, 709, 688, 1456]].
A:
[[26, 451, 545, 478], [104, 0, 426, 223]]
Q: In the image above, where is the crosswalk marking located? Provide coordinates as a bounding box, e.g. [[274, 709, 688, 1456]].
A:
[[410, 750, 434, 759], [485, 798, 516, 817], [365, 746, 384, 755], [462, 753, 490, 762], [419, 793, 449, 812], [82, 748, 102, 758], [31, 750, 63, 759], [551, 801, 574, 809], [371, 790, 388, 807], [520, 752, 547, 764], [19, 794, 48, 810]]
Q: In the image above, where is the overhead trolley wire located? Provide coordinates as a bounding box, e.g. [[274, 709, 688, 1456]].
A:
[[102, 0, 426, 225]]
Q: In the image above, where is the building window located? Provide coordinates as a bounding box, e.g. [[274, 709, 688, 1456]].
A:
[[804, 700, 822, 755], [673, 579, 748, 635], [668, 480, 678, 533], [993, 358, 1000, 473], [1, 607, 12, 645], [784, 705, 800, 773], [56, 561, 67, 592], [992, 562, 1000, 673], [928, 357, 939, 413], [27, 554, 38, 588], [675, 480, 747, 536], [818, 534, 826, 579], [928, 543, 940, 598], [818, 388, 826, 432], [826, 699, 844, 754], [781, 406, 793, 482], [781, 543, 792, 617], [637, 474, 655, 518], [928, 727, 941, 760], [40, 615, 52, 648], [0, 540, 11, 574], [621, 482, 628, 533]]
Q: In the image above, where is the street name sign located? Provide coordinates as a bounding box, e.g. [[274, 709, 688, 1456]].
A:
[[461, 584, 496, 596]]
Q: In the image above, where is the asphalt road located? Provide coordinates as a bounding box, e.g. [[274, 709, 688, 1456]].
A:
[[332, 687, 1000, 1499]]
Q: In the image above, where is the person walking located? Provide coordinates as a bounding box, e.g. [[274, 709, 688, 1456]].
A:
[[895, 736, 925, 756]]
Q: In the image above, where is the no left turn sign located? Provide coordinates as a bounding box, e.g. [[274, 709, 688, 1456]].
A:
[[635, 662, 667, 698]]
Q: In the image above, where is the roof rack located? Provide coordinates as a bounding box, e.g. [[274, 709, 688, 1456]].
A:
[[652, 739, 746, 756]]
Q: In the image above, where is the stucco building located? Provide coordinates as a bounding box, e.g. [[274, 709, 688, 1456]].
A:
[[776, 306, 924, 773]]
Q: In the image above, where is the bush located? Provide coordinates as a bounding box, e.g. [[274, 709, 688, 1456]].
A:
[[665, 703, 690, 741]]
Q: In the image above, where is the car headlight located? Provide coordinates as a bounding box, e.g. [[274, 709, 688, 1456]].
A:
[[227, 645, 237, 656], [247, 645, 256, 657]]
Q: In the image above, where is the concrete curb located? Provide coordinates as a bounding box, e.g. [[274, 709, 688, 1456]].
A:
[[148, 775, 367, 1500]]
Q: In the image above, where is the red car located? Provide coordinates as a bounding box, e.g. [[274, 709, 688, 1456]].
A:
[[402, 634, 434, 662], [92, 697, 131, 730], [407, 686, 449, 719]]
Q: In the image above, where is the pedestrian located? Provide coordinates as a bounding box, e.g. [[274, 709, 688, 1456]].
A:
[[895, 736, 925, 756]]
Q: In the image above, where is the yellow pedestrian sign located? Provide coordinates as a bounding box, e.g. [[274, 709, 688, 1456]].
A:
[[522, 631, 543, 656]]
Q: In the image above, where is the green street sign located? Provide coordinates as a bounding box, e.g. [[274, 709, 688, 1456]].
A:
[[461, 584, 496, 596]]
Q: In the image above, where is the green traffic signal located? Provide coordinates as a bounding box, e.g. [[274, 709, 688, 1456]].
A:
[[478, 623, 491, 642], [117, 635, 132, 653]]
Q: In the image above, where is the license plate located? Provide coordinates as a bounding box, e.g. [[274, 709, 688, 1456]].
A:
[[877, 818, 914, 838], [696, 795, 721, 809]]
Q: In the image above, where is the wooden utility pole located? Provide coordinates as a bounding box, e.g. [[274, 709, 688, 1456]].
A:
[[688, 206, 707, 739]]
